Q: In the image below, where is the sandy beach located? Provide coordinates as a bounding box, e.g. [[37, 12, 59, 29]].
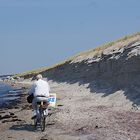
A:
[[0, 80, 140, 140]]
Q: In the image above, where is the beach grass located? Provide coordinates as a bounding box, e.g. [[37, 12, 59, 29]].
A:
[[14, 32, 140, 78]]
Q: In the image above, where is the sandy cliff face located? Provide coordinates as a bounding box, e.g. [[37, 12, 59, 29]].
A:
[[42, 37, 140, 107], [44, 39, 140, 85]]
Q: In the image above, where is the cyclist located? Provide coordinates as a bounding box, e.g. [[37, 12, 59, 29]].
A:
[[29, 74, 50, 119]]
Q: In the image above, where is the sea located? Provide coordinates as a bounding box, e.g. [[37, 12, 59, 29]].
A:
[[0, 81, 23, 107]]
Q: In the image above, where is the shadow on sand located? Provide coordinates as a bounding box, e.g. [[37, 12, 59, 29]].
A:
[[9, 123, 36, 132], [42, 51, 140, 106]]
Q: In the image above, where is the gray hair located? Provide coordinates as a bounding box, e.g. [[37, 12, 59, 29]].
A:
[[36, 74, 43, 80]]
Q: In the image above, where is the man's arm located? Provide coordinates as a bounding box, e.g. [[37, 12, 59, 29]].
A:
[[29, 83, 35, 95]]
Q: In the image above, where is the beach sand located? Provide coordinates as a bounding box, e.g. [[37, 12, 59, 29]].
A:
[[0, 80, 140, 140]]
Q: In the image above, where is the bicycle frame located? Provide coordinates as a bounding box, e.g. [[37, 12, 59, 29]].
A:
[[34, 101, 48, 131]]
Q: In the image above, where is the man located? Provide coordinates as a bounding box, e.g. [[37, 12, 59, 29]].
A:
[[29, 74, 50, 119]]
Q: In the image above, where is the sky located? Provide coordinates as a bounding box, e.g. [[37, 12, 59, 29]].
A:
[[0, 0, 140, 75]]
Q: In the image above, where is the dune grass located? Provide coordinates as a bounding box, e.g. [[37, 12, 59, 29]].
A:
[[14, 32, 140, 78], [70, 32, 140, 60], [14, 59, 71, 78]]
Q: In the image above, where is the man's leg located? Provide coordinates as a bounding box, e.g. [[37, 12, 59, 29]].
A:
[[44, 108, 48, 116], [32, 98, 37, 117], [32, 97, 49, 116]]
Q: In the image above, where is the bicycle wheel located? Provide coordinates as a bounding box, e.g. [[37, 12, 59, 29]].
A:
[[34, 117, 37, 129], [40, 110, 46, 131]]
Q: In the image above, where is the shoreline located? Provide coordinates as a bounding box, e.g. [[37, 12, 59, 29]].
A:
[[0, 80, 30, 109]]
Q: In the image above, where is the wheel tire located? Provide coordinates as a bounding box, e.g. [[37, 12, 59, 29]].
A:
[[34, 118, 37, 129], [40, 111, 46, 132]]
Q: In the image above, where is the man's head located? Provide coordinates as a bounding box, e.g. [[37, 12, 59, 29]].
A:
[[36, 74, 43, 80]]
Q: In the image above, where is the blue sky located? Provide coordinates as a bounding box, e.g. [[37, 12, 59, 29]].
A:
[[0, 0, 140, 74]]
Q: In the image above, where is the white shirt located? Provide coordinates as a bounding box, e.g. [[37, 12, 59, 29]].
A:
[[29, 79, 50, 97]]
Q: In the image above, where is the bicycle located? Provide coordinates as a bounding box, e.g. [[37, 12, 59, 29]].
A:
[[34, 100, 49, 131]]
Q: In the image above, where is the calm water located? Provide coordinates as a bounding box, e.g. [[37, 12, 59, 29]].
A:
[[0, 82, 22, 107], [0, 82, 12, 93]]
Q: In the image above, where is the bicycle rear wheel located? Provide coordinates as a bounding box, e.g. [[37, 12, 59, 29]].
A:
[[40, 110, 46, 131], [34, 117, 37, 129]]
